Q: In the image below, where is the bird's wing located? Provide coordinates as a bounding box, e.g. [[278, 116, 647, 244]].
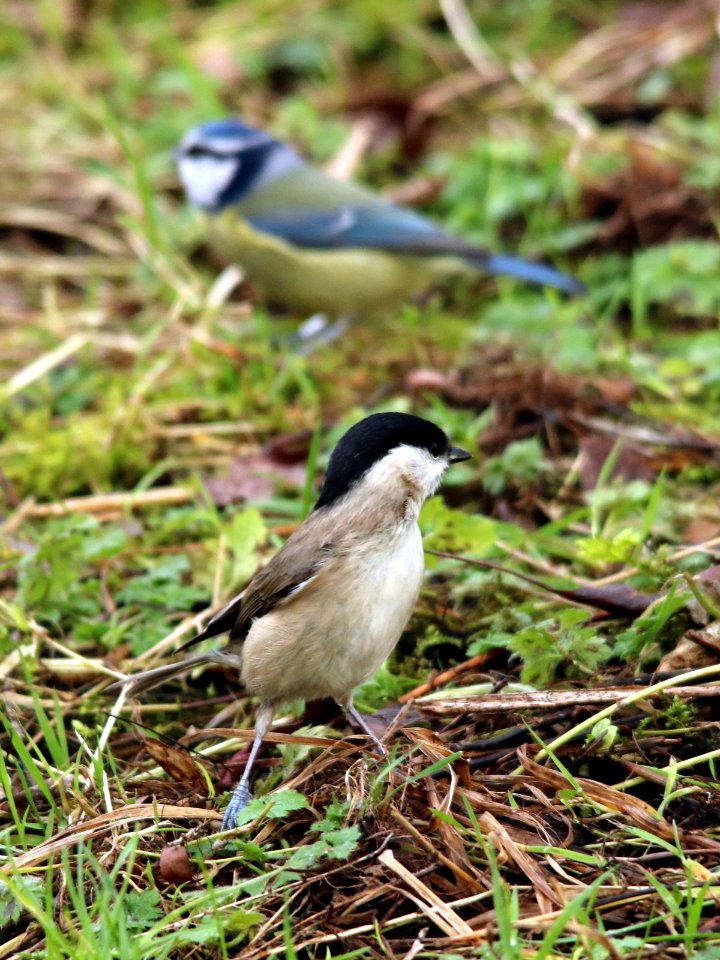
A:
[[114, 520, 337, 696], [246, 203, 453, 252], [246, 204, 584, 294], [240, 161, 511, 255], [182, 513, 338, 649]]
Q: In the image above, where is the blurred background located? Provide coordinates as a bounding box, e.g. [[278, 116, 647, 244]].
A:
[[3, 1, 719, 487], [4, 2, 720, 955], [3, 0, 720, 699]]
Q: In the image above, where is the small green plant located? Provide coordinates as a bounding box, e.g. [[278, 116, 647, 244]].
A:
[[482, 437, 549, 496], [510, 608, 611, 686]]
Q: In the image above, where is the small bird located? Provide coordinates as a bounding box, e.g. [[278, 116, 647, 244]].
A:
[[118, 412, 470, 827], [175, 118, 584, 320]]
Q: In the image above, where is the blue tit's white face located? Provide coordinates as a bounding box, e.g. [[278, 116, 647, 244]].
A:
[[175, 120, 302, 212], [175, 128, 253, 211], [177, 154, 237, 210]]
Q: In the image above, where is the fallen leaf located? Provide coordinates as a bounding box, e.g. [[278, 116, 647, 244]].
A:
[[143, 739, 209, 795], [683, 514, 720, 544], [581, 140, 717, 253], [558, 582, 662, 618], [205, 436, 309, 506], [578, 435, 656, 491], [658, 631, 719, 672]]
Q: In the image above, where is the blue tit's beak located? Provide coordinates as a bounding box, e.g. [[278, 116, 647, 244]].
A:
[[449, 446, 471, 464]]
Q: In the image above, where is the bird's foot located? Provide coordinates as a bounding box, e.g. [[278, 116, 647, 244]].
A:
[[221, 781, 253, 830], [346, 703, 387, 757], [293, 314, 350, 354]]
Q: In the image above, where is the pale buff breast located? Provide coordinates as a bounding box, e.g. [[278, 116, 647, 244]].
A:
[[239, 522, 424, 707]]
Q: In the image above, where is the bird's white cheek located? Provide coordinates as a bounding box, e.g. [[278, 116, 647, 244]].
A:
[[417, 458, 449, 499], [178, 156, 239, 210]]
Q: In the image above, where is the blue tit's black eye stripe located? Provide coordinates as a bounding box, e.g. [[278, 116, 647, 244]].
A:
[[182, 144, 242, 160], [215, 143, 284, 207]]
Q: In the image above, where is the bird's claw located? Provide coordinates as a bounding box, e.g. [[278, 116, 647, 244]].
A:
[[221, 782, 253, 830]]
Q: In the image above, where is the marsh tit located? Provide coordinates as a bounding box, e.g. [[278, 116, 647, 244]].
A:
[[118, 412, 471, 827], [175, 118, 584, 320]]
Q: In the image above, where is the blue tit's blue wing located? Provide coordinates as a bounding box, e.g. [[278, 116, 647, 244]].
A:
[[246, 203, 584, 295], [246, 203, 439, 249]]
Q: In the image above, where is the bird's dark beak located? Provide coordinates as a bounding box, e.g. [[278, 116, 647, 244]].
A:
[[449, 446, 471, 464]]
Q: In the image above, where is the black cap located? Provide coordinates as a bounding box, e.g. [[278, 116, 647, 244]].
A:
[[315, 412, 469, 509]]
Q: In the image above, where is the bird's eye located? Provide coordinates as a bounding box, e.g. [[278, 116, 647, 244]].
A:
[[429, 442, 444, 459], [184, 145, 206, 158]]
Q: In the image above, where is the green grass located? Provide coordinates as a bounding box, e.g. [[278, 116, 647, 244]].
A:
[[2, 0, 720, 956]]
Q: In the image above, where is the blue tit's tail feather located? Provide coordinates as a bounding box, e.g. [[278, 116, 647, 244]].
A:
[[478, 254, 585, 296]]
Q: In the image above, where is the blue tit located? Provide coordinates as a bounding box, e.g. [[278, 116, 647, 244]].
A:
[[175, 118, 584, 317]]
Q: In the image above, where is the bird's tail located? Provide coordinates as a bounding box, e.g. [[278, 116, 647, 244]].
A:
[[479, 254, 585, 296], [108, 650, 243, 697]]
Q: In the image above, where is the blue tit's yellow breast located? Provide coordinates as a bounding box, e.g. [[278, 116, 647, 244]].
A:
[[208, 210, 467, 317]]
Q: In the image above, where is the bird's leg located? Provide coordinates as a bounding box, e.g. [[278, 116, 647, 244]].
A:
[[221, 702, 273, 829], [294, 314, 352, 354], [346, 703, 387, 757], [296, 313, 331, 341]]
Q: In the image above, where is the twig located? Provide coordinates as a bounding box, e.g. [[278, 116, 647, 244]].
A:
[[399, 652, 498, 703], [0, 252, 134, 278], [438, 0, 504, 79], [5, 333, 89, 398], [13, 486, 193, 519], [593, 532, 720, 587], [325, 116, 384, 181], [426, 547, 576, 588], [134, 611, 211, 663], [440, 0, 594, 138], [275, 891, 493, 954], [417, 683, 720, 715], [0, 803, 223, 875]]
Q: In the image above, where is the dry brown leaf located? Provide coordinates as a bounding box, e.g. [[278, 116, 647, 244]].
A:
[[683, 514, 720, 545], [581, 140, 718, 252], [657, 633, 719, 673], [478, 811, 560, 911], [0, 804, 222, 874], [518, 746, 720, 852], [143, 738, 210, 796], [204, 433, 310, 505]]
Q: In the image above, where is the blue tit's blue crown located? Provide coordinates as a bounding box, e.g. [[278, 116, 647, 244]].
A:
[[198, 119, 258, 138], [190, 119, 275, 147]]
